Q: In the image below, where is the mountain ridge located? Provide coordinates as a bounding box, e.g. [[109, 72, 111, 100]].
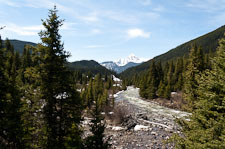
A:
[[2, 39, 114, 75], [2, 39, 37, 53], [67, 60, 116, 75], [101, 54, 148, 73], [120, 25, 225, 78]]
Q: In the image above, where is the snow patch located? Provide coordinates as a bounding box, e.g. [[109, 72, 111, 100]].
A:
[[112, 126, 125, 131], [113, 75, 121, 82], [134, 125, 149, 131], [113, 94, 118, 98]]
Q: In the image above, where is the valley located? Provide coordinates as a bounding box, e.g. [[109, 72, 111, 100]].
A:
[[83, 86, 190, 148], [0, 2, 225, 148]]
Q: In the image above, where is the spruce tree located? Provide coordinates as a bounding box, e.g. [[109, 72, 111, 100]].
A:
[[139, 76, 148, 98], [0, 37, 8, 148], [0, 35, 2, 48], [0, 39, 24, 148], [183, 45, 204, 110], [163, 61, 174, 99], [173, 34, 225, 149], [157, 80, 165, 97], [147, 60, 158, 99], [85, 96, 109, 149], [174, 58, 184, 91], [38, 6, 82, 148]]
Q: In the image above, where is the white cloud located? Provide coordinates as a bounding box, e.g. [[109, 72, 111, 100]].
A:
[[2, 24, 42, 36], [126, 28, 150, 39], [1, 22, 74, 36]]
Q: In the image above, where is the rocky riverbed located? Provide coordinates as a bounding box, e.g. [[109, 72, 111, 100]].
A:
[[83, 86, 190, 148]]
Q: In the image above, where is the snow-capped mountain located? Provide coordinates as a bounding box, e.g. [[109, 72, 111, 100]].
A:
[[101, 54, 148, 73], [114, 53, 146, 66]]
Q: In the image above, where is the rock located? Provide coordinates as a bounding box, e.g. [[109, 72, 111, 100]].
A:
[[108, 112, 114, 115], [165, 128, 173, 133], [112, 126, 125, 131], [134, 125, 149, 131], [151, 131, 157, 135], [122, 116, 137, 130]]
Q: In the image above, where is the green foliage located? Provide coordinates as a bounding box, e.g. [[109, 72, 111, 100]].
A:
[[121, 25, 225, 80], [137, 43, 211, 101], [0, 39, 24, 148], [2, 39, 36, 54], [0, 5, 115, 149], [81, 73, 114, 108], [173, 34, 225, 149], [37, 6, 82, 148], [85, 97, 110, 149], [67, 60, 116, 76], [183, 45, 204, 110], [139, 60, 160, 99]]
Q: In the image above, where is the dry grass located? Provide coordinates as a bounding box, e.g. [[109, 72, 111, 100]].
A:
[[104, 105, 129, 125], [152, 92, 188, 111]]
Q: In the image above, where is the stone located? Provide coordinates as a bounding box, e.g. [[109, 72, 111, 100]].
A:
[[134, 125, 149, 131], [151, 131, 157, 135]]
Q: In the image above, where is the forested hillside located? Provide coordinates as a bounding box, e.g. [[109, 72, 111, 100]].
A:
[[121, 25, 225, 78], [1, 39, 114, 76], [67, 60, 116, 75], [2, 39, 36, 54]]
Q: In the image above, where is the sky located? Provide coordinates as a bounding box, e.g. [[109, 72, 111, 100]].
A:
[[0, 0, 225, 62]]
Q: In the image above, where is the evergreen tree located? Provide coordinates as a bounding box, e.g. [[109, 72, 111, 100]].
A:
[[20, 45, 33, 84], [86, 78, 94, 107], [173, 34, 225, 149], [163, 62, 170, 85], [0, 39, 24, 148], [92, 74, 103, 101], [156, 61, 163, 82], [20, 46, 46, 148], [122, 79, 127, 90], [183, 45, 204, 110], [162, 61, 174, 99], [0, 37, 8, 148], [147, 60, 158, 99], [157, 80, 165, 97], [85, 96, 109, 149], [139, 76, 148, 98], [174, 58, 184, 91], [102, 89, 108, 106], [38, 6, 82, 148], [0, 35, 2, 48]]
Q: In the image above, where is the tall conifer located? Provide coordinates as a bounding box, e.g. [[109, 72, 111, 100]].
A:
[[38, 6, 82, 148], [174, 34, 225, 149]]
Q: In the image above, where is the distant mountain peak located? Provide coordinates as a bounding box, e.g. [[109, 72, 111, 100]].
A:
[[114, 53, 147, 66], [101, 54, 149, 73]]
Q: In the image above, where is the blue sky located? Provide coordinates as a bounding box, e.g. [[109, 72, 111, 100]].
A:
[[0, 0, 225, 62]]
